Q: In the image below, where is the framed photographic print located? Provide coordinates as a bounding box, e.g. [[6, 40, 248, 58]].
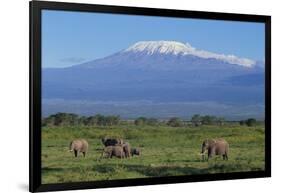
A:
[[30, 1, 271, 192]]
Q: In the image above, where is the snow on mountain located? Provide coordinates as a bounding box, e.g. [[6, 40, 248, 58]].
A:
[[123, 41, 255, 68], [124, 41, 192, 55]]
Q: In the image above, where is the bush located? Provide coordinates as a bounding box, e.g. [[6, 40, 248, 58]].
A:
[[239, 120, 245, 125], [245, 118, 257, 127], [191, 114, 202, 127], [201, 115, 217, 125], [134, 117, 147, 126], [85, 115, 99, 126], [239, 118, 257, 127], [167, 117, 183, 127], [191, 114, 224, 126]]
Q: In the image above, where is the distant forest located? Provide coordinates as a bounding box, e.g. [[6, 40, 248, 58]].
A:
[[42, 113, 262, 127]]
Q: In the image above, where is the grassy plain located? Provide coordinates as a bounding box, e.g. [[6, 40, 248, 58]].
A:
[[41, 124, 265, 184]]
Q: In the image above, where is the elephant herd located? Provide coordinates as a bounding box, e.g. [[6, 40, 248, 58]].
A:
[[69, 137, 229, 161], [101, 137, 141, 159], [69, 137, 141, 159]]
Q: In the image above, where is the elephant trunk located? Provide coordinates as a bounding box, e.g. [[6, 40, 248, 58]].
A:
[[69, 142, 74, 152]]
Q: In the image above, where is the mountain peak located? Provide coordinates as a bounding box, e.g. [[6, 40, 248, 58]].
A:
[[123, 40, 256, 68], [124, 41, 194, 55]]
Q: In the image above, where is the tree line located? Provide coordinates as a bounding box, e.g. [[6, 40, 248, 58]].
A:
[[42, 113, 120, 126], [190, 114, 225, 127], [239, 118, 258, 127], [43, 113, 260, 127]]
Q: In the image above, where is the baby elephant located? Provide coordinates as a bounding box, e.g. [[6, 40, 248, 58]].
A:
[[201, 138, 229, 161], [101, 145, 125, 159], [130, 148, 141, 156], [69, 139, 89, 157]]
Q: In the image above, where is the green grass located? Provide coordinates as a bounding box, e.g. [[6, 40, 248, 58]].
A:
[[41, 124, 265, 184]]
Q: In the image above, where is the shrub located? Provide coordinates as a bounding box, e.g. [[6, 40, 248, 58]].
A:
[[201, 115, 217, 125], [191, 114, 202, 127], [245, 118, 257, 127], [134, 117, 147, 126], [191, 114, 224, 126], [239, 118, 257, 127], [239, 120, 245, 125], [167, 117, 183, 127]]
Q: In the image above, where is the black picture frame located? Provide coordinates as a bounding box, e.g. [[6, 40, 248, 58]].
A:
[[29, 1, 271, 192]]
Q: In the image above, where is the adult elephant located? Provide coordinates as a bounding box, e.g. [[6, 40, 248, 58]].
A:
[[101, 137, 124, 147], [201, 138, 229, 161], [122, 142, 131, 158], [101, 145, 125, 159], [69, 139, 89, 157]]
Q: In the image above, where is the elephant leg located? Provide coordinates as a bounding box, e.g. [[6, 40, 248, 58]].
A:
[[208, 148, 214, 160], [74, 150, 78, 157], [225, 154, 228, 160], [207, 152, 211, 161]]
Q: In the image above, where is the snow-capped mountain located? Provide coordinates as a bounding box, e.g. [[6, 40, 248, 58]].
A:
[[74, 41, 261, 72], [42, 40, 265, 117], [123, 41, 255, 67]]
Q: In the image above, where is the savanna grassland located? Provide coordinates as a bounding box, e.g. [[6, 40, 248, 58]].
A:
[[41, 123, 265, 184]]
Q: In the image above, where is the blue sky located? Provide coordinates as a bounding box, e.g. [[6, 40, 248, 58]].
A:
[[42, 10, 265, 68]]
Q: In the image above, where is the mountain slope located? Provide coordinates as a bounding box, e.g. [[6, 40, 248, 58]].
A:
[[73, 41, 260, 71], [42, 41, 264, 118]]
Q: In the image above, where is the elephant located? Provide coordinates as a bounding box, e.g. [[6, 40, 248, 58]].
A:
[[69, 139, 89, 157], [101, 145, 125, 159], [201, 138, 229, 161], [130, 148, 141, 156], [101, 137, 124, 147], [122, 142, 131, 158]]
